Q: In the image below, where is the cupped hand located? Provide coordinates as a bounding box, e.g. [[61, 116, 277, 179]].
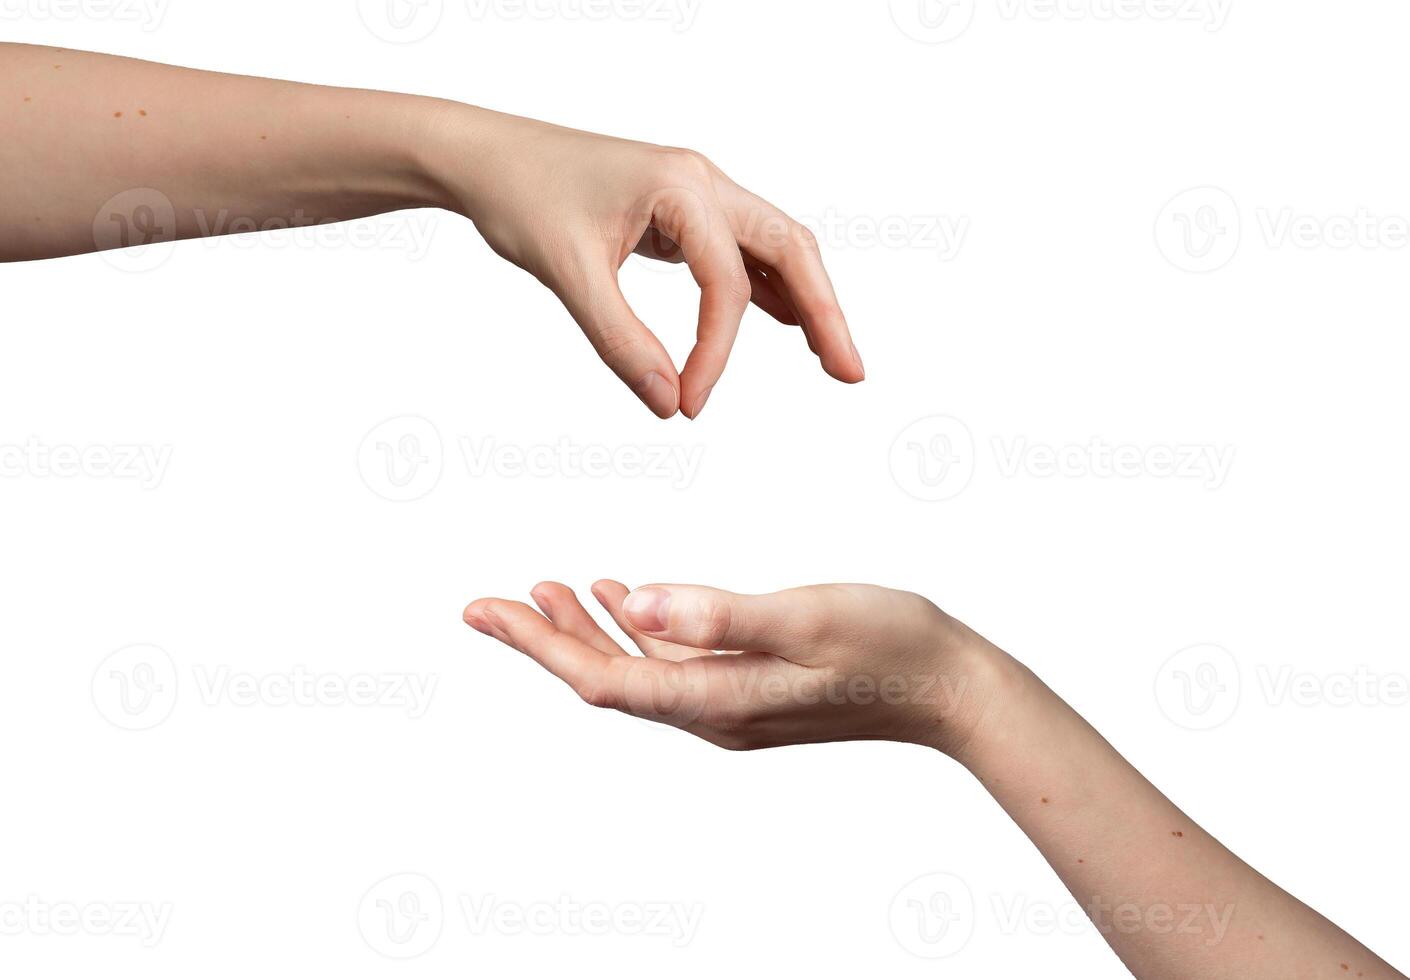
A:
[[463, 581, 998, 755], [434, 109, 865, 419]]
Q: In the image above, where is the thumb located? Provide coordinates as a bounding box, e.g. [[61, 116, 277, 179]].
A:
[[622, 584, 818, 654]]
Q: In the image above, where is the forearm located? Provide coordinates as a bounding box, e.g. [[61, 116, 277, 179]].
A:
[[0, 43, 470, 261], [948, 647, 1401, 980]]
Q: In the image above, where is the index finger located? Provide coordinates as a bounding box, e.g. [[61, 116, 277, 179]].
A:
[[648, 186, 752, 419]]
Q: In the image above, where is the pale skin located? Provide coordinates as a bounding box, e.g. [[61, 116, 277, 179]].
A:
[[465, 581, 1406, 980], [0, 42, 864, 418]]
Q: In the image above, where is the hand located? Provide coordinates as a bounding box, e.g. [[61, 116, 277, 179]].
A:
[[463, 581, 997, 755], [431, 108, 866, 419]]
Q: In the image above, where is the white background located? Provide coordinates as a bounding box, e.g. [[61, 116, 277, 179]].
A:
[[2, 1, 1408, 976]]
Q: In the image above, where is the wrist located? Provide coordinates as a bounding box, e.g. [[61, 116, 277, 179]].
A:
[[912, 622, 1034, 766], [410, 98, 503, 219]]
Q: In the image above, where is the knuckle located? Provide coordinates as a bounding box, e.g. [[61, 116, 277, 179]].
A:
[[657, 147, 714, 185], [793, 222, 820, 250], [695, 595, 734, 650], [591, 324, 643, 362], [576, 679, 620, 711], [721, 267, 753, 305]]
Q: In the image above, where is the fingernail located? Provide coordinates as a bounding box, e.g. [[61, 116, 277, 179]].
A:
[[634, 371, 678, 419], [465, 613, 493, 636], [688, 385, 714, 419], [623, 587, 671, 632], [850, 342, 865, 377]]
